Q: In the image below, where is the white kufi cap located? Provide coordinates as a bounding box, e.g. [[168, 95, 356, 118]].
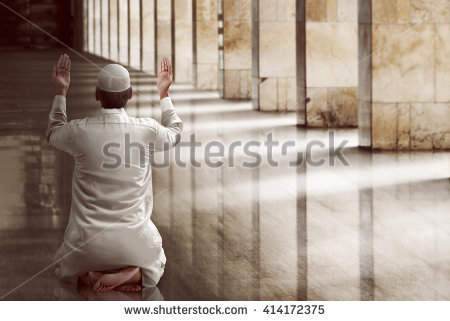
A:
[[97, 64, 131, 92]]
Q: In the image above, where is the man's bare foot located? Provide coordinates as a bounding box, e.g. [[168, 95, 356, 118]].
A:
[[93, 266, 141, 293], [78, 271, 104, 286]]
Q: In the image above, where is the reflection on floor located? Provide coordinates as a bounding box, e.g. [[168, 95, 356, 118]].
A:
[[54, 281, 163, 301], [0, 51, 449, 300]]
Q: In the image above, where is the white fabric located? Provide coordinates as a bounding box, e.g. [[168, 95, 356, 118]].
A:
[[47, 95, 182, 287], [100, 107, 126, 114], [99, 98, 174, 114], [160, 97, 175, 113], [97, 64, 131, 92]]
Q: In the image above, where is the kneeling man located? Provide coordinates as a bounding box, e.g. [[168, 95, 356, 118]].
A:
[[47, 54, 182, 292]]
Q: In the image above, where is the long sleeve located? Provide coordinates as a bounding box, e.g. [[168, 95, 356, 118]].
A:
[[152, 97, 183, 152], [46, 95, 73, 155]]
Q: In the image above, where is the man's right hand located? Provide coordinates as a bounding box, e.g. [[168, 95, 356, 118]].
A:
[[52, 54, 71, 96], [157, 57, 172, 99]]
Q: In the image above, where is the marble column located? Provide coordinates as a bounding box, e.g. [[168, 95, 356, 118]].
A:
[[129, 0, 141, 69], [174, 0, 194, 83], [85, 0, 91, 53], [94, 0, 101, 56], [252, 0, 300, 112], [156, 0, 173, 68], [142, 0, 156, 74], [83, 0, 88, 52], [194, 0, 219, 90], [109, 0, 118, 62], [73, 0, 84, 52], [358, 0, 450, 150], [101, 0, 109, 59], [118, 0, 129, 65], [305, 0, 358, 127], [88, 0, 94, 53], [221, 0, 252, 99]]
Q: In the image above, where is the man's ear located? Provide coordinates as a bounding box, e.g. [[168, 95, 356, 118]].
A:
[[129, 87, 133, 100], [95, 87, 100, 101]]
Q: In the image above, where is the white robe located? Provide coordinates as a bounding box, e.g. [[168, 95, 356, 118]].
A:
[[46, 95, 182, 287]]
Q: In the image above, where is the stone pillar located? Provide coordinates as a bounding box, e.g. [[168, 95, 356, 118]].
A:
[[221, 0, 252, 99], [87, 0, 94, 53], [94, 0, 101, 56], [174, 0, 193, 83], [73, 0, 84, 52], [156, 0, 173, 68], [358, 0, 450, 149], [129, 0, 141, 69], [118, 0, 129, 65], [101, 0, 109, 58], [142, 0, 156, 74], [296, 0, 307, 124], [252, 0, 298, 112], [194, 0, 219, 90], [109, 0, 118, 62], [305, 0, 358, 127]]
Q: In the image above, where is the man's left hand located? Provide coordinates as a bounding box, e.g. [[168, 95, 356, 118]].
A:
[[52, 54, 71, 96]]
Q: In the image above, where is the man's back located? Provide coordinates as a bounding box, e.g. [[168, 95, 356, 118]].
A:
[[48, 96, 181, 237], [69, 111, 153, 237]]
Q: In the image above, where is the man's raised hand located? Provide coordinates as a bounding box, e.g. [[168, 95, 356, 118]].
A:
[[52, 54, 71, 96], [157, 57, 172, 99]]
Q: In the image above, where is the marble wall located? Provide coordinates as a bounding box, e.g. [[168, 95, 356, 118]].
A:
[[222, 0, 252, 99], [305, 0, 358, 127], [359, 0, 450, 150], [195, 0, 219, 90], [253, 0, 298, 111], [174, 0, 193, 83]]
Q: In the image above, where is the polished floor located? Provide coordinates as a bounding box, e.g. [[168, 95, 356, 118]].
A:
[[0, 50, 449, 300]]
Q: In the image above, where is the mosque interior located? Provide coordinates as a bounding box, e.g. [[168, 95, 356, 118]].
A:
[[0, 0, 449, 301]]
